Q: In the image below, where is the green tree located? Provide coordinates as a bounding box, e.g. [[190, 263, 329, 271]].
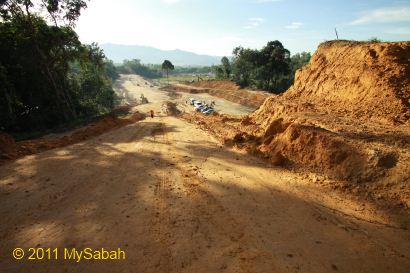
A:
[[231, 41, 302, 93], [0, 0, 89, 122], [255, 41, 290, 91], [162, 60, 175, 81], [104, 59, 120, 81], [221, 56, 231, 79], [0, 0, 117, 134], [214, 66, 224, 79], [0, 0, 88, 26], [232, 46, 258, 87], [367, 37, 382, 43], [117, 59, 161, 78], [290, 52, 311, 76]]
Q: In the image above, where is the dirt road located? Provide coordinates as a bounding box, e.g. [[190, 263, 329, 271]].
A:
[[1, 75, 409, 273]]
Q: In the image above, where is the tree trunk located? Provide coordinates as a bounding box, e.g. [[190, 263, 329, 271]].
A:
[[23, 6, 75, 122], [2, 88, 14, 124]]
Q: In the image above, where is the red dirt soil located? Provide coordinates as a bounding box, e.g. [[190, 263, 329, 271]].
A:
[[164, 81, 269, 108], [281, 40, 410, 125], [182, 41, 410, 211], [0, 110, 145, 164], [191, 80, 242, 91]]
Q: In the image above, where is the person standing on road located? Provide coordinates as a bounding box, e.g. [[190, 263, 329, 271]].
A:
[[150, 110, 154, 118]]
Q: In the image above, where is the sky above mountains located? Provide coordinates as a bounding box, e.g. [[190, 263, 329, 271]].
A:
[[75, 0, 410, 56]]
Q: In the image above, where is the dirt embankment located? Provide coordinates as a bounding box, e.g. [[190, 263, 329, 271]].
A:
[[0, 109, 145, 164], [190, 80, 242, 91], [283, 40, 410, 125], [183, 41, 410, 210], [163, 80, 269, 108]]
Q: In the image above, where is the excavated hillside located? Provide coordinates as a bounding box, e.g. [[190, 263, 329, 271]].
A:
[[183, 41, 410, 210], [253, 40, 410, 126]]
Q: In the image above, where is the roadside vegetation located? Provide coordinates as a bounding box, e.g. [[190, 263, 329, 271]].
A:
[[0, 0, 119, 136], [116, 59, 162, 79], [116, 60, 215, 81], [214, 41, 311, 93]]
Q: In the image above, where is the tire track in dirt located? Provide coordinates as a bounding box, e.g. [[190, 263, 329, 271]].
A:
[[148, 120, 174, 272], [149, 117, 257, 271]]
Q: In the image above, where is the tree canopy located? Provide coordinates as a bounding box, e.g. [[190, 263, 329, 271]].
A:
[[0, 0, 118, 135], [214, 41, 311, 93], [162, 60, 175, 79], [221, 56, 232, 79], [117, 59, 162, 79]]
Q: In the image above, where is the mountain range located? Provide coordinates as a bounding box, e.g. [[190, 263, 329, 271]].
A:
[[100, 43, 221, 67]]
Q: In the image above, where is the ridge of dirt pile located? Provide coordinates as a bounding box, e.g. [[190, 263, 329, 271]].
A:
[[0, 110, 145, 164], [182, 112, 410, 210], [163, 83, 269, 108], [182, 41, 410, 211], [190, 80, 241, 91], [208, 89, 268, 108]]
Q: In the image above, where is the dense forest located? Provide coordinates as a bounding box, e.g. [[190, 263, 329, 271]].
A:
[[0, 0, 118, 135], [215, 41, 311, 93]]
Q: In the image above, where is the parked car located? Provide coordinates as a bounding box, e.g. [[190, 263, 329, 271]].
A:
[[195, 105, 208, 112], [202, 108, 215, 114]]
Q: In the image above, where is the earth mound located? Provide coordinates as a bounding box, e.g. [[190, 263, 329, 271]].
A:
[[163, 83, 269, 108], [183, 41, 410, 210], [191, 80, 241, 91], [163, 101, 181, 116], [255, 40, 410, 125]]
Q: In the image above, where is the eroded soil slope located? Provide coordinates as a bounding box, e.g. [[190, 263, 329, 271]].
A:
[[277, 40, 410, 125], [163, 81, 269, 108], [182, 41, 410, 211]]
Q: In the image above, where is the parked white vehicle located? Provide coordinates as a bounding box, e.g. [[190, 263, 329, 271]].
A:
[[190, 98, 216, 114]]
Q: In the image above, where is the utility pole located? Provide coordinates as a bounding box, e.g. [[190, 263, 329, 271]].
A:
[[335, 28, 339, 40]]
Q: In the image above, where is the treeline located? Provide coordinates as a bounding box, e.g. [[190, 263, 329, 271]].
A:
[[0, 1, 118, 134], [171, 66, 213, 74], [214, 41, 311, 93], [116, 60, 214, 79], [116, 59, 162, 78]]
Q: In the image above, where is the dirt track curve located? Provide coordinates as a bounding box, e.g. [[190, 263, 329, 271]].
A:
[[1, 75, 409, 273]]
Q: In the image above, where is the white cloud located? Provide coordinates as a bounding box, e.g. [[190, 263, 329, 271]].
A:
[[286, 22, 303, 29], [244, 17, 265, 29], [351, 6, 410, 25], [385, 27, 410, 36]]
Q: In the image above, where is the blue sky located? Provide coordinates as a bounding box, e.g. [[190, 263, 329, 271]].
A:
[[75, 0, 410, 56]]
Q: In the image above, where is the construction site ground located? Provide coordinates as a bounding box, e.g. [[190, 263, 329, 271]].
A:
[[0, 75, 409, 273]]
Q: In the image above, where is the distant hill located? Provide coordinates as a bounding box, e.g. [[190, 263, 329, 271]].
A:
[[100, 43, 221, 66]]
